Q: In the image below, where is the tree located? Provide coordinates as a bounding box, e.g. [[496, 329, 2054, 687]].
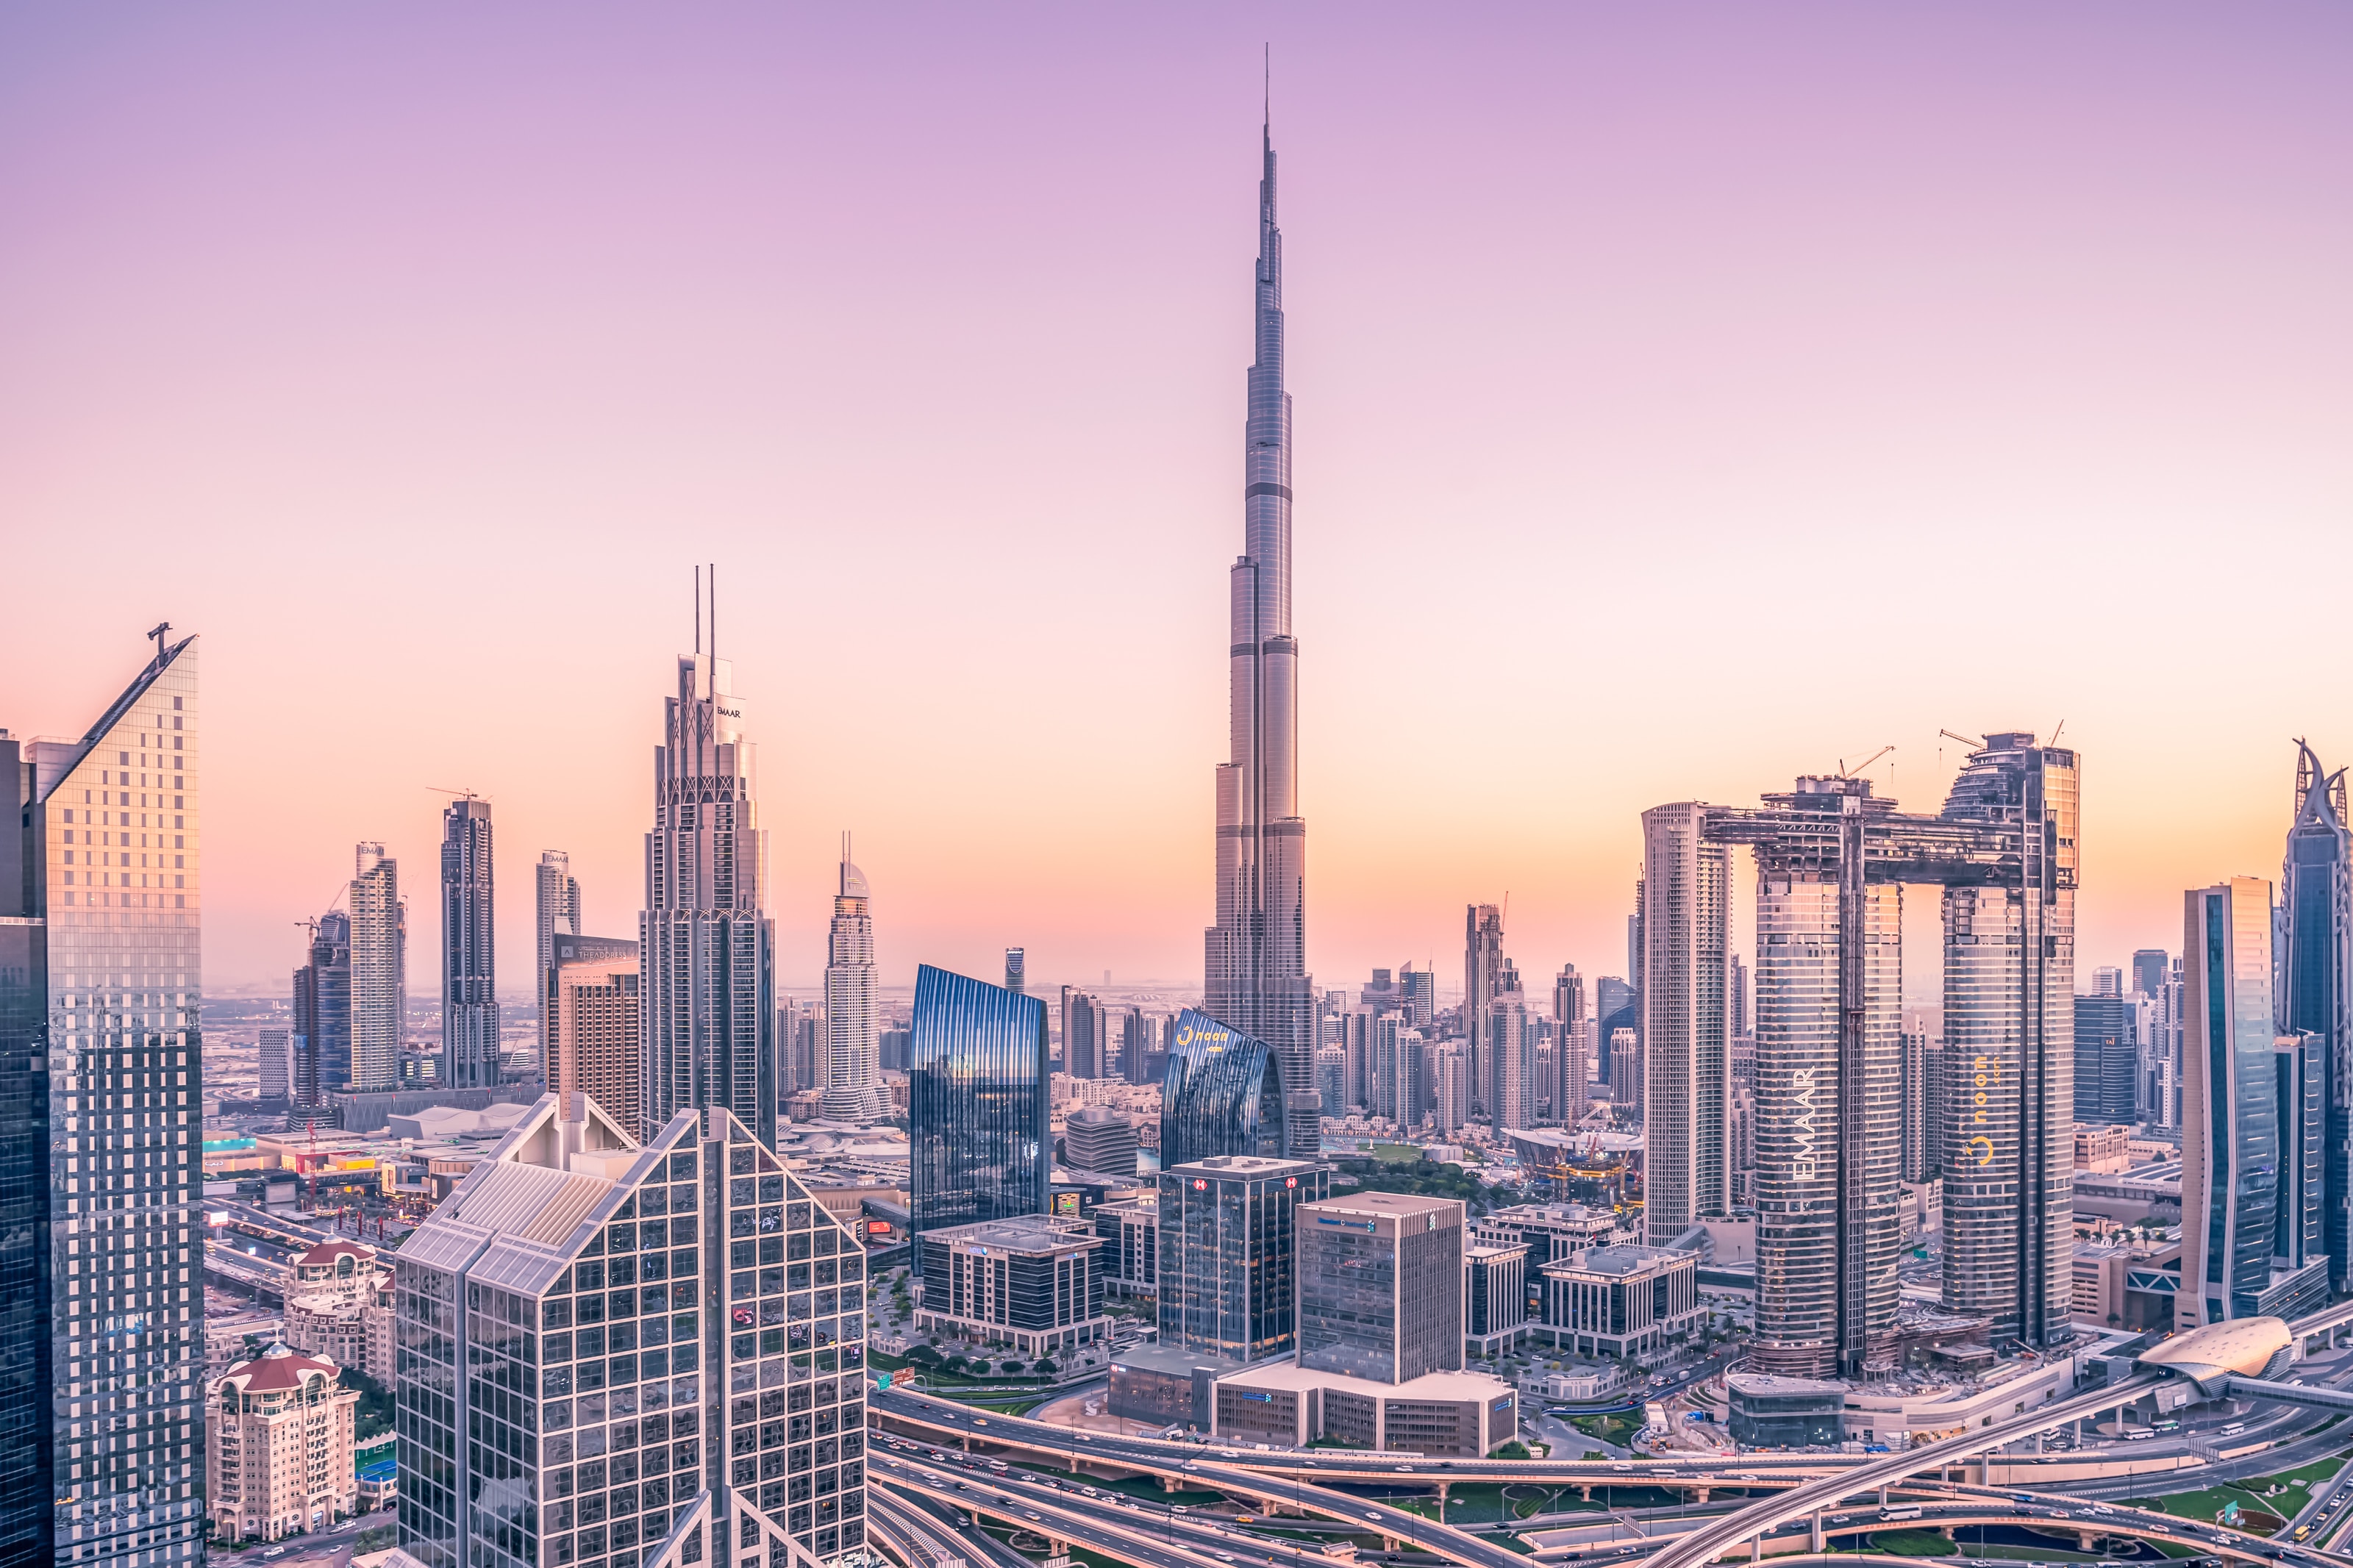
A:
[[943, 1354, 968, 1372], [1001, 1360, 1026, 1375], [1035, 1357, 1058, 1375], [1493, 1440, 1532, 1461], [906, 1344, 943, 1367]]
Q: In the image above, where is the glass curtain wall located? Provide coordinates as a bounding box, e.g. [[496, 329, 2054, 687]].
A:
[[1159, 1009, 1286, 1168], [907, 965, 1048, 1264]]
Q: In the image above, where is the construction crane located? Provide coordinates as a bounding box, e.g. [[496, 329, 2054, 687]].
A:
[[1837, 745, 1893, 779]]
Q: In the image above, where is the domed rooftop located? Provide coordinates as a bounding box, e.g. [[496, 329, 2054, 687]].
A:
[[293, 1237, 375, 1269], [2140, 1315, 2293, 1392]]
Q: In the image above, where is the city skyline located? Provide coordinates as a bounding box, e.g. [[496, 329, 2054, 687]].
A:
[[6, 7, 2353, 1003]]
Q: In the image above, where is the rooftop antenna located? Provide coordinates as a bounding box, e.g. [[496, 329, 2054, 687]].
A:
[[2049, 719, 2066, 745], [710, 561, 717, 662], [694, 565, 701, 656], [1264, 43, 1270, 130]]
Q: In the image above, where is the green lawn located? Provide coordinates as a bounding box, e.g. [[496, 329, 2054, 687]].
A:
[[1866, 1529, 1954, 1557], [2127, 1450, 2353, 1535], [1568, 1412, 1640, 1447]]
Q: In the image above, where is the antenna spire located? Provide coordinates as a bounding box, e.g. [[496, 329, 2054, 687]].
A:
[[709, 561, 717, 662], [1263, 43, 1270, 135], [694, 565, 701, 656]]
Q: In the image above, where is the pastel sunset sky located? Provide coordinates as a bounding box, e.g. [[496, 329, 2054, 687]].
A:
[[4, 4, 2351, 998]]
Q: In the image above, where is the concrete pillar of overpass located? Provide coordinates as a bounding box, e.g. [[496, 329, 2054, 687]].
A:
[[1691, 1486, 1709, 1506], [1435, 1483, 1450, 1504], [1577, 1486, 1593, 1503], [1879, 1485, 1888, 1506], [1812, 1511, 1824, 1553], [1750, 1536, 1761, 1566]]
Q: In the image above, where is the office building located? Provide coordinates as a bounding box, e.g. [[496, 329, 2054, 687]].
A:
[[1488, 975, 1532, 1133], [1552, 964, 1587, 1125], [822, 849, 884, 1121], [2074, 994, 2139, 1125], [1432, 1044, 1468, 1136], [1639, 801, 1732, 1246], [1532, 1245, 1703, 1361], [1373, 1012, 1424, 1129], [1729, 952, 1750, 1040], [390, 1091, 870, 1568], [557, 948, 644, 1139], [1400, 963, 1436, 1029], [1060, 987, 1103, 1079], [1121, 1008, 1158, 1086], [208, 1346, 360, 1543], [1003, 948, 1025, 995], [641, 626, 778, 1148], [351, 842, 401, 1092], [1202, 115, 1318, 1161], [1063, 1106, 1139, 1176], [1160, 1008, 1288, 1167], [907, 965, 1049, 1261], [1593, 976, 1635, 1088], [1313, 1047, 1345, 1121], [1607, 1029, 1641, 1116], [259, 1027, 292, 1103], [1157, 1156, 1327, 1364], [294, 911, 351, 1111], [2132, 948, 2170, 1000], [1298, 1192, 1465, 1384], [538, 851, 582, 1065], [1463, 904, 1505, 1113], [1, 630, 204, 1568], [1207, 1359, 1517, 1458], [2180, 876, 2330, 1324], [2281, 742, 2353, 1291], [1463, 1245, 1529, 1358], [1093, 1197, 1158, 1297], [439, 798, 498, 1088], [913, 1215, 1108, 1358]]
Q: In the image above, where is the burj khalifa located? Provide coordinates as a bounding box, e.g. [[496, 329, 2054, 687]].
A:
[[1204, 115, 1319, 1157]]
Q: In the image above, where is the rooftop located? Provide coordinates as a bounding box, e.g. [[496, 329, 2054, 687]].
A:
[[1165, 1154, 1323, 1178], [1547, 1244, 1690, 1278], [220, 1342, 343, 1395], [1218, 1356, 1517, 1406], [1300, 1190, 1463, 1221], [926, 1214, 1102, 1255], [293, 1238, 376, 1268]]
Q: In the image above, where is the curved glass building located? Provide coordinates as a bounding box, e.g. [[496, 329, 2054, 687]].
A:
[[1160, 1008, 1288, 1169], [909, 964, 1049, 1268]]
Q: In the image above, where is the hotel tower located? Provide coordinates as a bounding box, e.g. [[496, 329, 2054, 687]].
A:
[[1204, 114, 1318, 1157]]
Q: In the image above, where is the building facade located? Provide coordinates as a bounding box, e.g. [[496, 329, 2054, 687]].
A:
[[352, 842, 402, 1093], [822, 851, 883, 1122], [1159, 1009, 1288, 1168], [557, 953, 645, 1139], [1533, 1244, 1702, 1362], [440, 798, 498, 1089], [641, 646, 777, 1148], [391, 1092, 869, 1568], [1157, 1156, 1327, 1366], [1553, 964, 1588, 1125], [1640, 801, 1732, 1245], [2073, 995, 2140, 1125], [1063, 1106, 1138, 1177], [1488, 980, 1533, 1134], [1297, 1192, 1465, 1385], [1464, 904, 1505, 1116], [1463, 1245, 1529, 1358], [209, 1346, 360, 1542], [2281, 742, 2353, 1292], [1, 632, 206, 1568], [537, 851, 582, 1070], [907, 964, 1049, 1264], [295, 911, 352, 1112], [1203, 117, 1319, 1160], [912, 1216, 1107, 1358], [2180, 876, 2332, 1323]]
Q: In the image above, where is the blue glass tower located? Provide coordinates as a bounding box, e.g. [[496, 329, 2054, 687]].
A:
[[2281, 740, 2353, 1291], [908, 964, 1049, 1270], [1159, 1009, 1288, 1170]]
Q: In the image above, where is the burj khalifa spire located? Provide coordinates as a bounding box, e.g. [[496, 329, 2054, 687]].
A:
[[1205, 109, 1319, 1157]]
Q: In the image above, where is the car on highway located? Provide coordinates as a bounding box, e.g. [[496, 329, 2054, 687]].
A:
[[1023, 1513, 1041, 1522], [1363, 1514, 1382, 1522]]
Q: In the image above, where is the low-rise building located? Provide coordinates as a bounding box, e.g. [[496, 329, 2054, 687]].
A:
[[2074, 1122, 2131, 1174], [1210, 1360, 1518, 1458], [1472, 1202, 1628, 1267], [1532, 1244, 1702, 1362], [207, 1345, 361, 1542], [1463, 1245, 1529, 1358], [914, 1214, 1109, 1357], [1727, 1372, 1844, 1450]]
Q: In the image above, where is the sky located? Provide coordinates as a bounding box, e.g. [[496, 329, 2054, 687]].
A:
[[4, 4, 2351, 998]]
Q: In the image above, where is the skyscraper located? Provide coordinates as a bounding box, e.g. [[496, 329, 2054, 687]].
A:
[[1004, 947, 1026, 995], [1160, 1009, 1288, 1168], [822, 846, 883, 1121], [350, 842, 401, 1092], [1, 631, 205, 1568], [1399, 962, 1436, 1028], [293, 911, 351, 1116], [642, 612, 778, 1148], [908, 964, 1050, 1261], [439, 797, 497, 1088], [1488, 972, 1533, 1133], [554, 948, 643, 1138], [1553, 964, 1588, 1125], [1463, 904, 1505, 1115], [536, 849, 581, 1066], [1640, 801, 1732, 1245], [1432, 1044, 1468, 1136], [1593, 976, 1634, 1089], [2279, 741, 2353, 1291], [2181, 876, 2331, 1322], [1297, 1192, 1465, 1384], [1060, 987, 1103, 1079], [1157, 1156, 1327, 1367], [2073, 994, 2138, 1124], [1204, 113, 1318, 1159]]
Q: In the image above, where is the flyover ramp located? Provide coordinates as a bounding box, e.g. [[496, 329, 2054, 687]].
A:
[[1642, 1374, 2164, 1568]]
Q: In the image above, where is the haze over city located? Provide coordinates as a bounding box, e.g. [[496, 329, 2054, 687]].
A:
[[6, 3, 2350, 996]]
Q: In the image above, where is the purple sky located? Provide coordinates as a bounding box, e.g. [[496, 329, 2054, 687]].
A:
[[5, 4, 2352, 995]]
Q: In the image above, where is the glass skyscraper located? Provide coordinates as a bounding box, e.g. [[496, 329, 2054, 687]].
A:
[[394, 1095, 868, 1568], [440, 798, 499, 1089], [1159, 1009, 1288, 1170], [907, 964, 1048, 1268], [1156, 1156, 1325, 1366], [643, 637, 776, 1149], [2280, 741, 2353, 1292], [293, 909, 351, 1115], [2, 632, 206, 1568]]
